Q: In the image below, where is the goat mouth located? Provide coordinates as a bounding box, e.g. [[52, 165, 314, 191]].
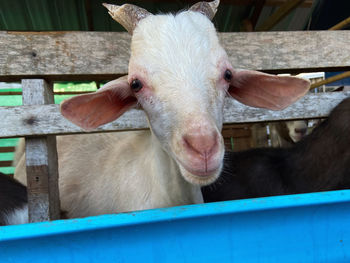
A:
[[175, 149, 223, 177], [178, 162, 222, 186], [181, 163, 220, 177], [291, 133, 304, 142]]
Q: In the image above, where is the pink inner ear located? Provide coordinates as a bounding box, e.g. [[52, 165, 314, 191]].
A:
[[60, 77, 137, 130], [228, 70, 310, 110]]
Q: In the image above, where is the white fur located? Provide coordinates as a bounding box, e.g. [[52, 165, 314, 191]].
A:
[[128, 11, 230, 185], [286, 120, 308, 143], [15, 132, 203, 218], [15, 9, 233, 218], [4, 205, 28, 225]]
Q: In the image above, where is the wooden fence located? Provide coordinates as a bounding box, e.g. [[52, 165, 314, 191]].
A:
[[0, 30, 349, 222]]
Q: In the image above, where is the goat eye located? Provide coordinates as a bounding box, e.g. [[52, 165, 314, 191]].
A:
[[224, 69, 233, 82], [131, 79, 143, 92]]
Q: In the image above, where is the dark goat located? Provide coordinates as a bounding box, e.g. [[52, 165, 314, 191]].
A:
[[202, 97, 350, 202], [0, 172, 28, 225], [0, 173, 68, 225]]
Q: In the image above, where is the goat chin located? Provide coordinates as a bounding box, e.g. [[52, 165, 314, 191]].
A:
[[179, 164, 222, 186]]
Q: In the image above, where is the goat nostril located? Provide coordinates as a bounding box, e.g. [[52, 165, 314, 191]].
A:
[[183, 137, 200, 155], [183, 133, 218, 157]]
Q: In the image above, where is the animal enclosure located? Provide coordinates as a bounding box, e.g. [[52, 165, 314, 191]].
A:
[[0, 28, 350, 261]]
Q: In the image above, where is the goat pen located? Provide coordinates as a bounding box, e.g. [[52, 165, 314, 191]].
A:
[[0, 30, 349, 262]]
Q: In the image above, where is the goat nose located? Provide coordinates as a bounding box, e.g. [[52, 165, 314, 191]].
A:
[[295, 128, 307, 135], [183, 132, 218, 158]]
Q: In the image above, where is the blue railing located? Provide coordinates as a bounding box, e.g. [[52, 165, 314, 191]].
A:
[[1, 190, 350, 262]]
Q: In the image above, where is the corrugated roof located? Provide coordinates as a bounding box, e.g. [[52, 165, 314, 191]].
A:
[[0, 0, 319, 32]]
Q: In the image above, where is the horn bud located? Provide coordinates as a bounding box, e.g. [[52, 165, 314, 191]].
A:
[[103, 3, 151, 34], [189, 0, 220, 20]]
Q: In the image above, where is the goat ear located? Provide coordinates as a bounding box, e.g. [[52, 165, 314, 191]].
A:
[[228, 70, 310, 110], [60, 76, 137, 130]]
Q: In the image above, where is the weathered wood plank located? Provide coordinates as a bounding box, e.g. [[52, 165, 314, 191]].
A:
[[221, 31, 350, 73], [0, 31, 130, 81], [1, 31, 350, 81], [22, 79, 60, 222], [223, 91, 350, 124], [0, 91, 348, 138]]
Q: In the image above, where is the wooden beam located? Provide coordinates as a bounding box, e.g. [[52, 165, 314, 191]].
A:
[[221, 31, 350, 73], [0, 31, 130, 81], [256, 0, 306, 31], [310, 71, 350, 90], [1, 31, 350, 81], [329, 16, 350, 30], [22, 79, 60, 223], [0, 92, 348, 138]]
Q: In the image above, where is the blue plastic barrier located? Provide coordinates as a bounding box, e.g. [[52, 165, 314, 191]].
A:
[[1, 190, 350, 262]]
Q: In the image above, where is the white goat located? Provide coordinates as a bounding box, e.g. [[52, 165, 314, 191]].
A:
[[252, 120, 309, 148], [269, 120, 308, 147], [14, 0, 309, 218]]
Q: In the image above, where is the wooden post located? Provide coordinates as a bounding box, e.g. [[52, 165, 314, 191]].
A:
[[22, 79, 60, 222]]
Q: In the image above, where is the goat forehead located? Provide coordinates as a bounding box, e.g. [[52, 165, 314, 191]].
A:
[[129, 11, 226, 107], [130, 12, 224, 78]]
